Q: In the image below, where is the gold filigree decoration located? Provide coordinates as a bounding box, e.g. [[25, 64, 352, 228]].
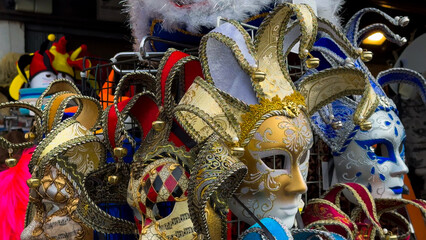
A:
[[239, 92, 306, 144]]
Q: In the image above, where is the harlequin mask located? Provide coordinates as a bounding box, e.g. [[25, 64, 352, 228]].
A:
[[22, 81, 107, 239], [96, 50, 204, 238], [175, 3, 378, 235], [128, 147, 195, 240], [22, 165, 92, 240], [305, 8, 426, 198]]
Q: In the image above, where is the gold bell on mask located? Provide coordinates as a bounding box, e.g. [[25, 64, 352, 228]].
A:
[[27, 178, 41, 188], [357, 48, 373, 62], [5, 148, 17, 167], [25, 132, 36, 141], [361, 50, 373, 62], [113, 147, 127, 158], [108, 175, 119, 185], [252, 70, 266, 82], [231, 147, 245, 158], [360, 121, 373, 131], [5, 157, 17, 167], [152, 120, 166, 132], [305, 52, 320, 69]]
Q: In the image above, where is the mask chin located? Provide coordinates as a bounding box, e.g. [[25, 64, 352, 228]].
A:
[[332, 110, 408, 199], [228, 194, 299, 228]]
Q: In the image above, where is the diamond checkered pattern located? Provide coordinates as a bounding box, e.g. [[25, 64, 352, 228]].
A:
[[138, 159, 190, 220]]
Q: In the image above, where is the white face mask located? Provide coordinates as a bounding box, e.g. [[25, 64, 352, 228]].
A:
[[31, 71, 73, 88], [333, 110, 408, 198]]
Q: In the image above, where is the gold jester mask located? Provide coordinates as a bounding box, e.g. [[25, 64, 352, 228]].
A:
[[174, 3, 379, 237]]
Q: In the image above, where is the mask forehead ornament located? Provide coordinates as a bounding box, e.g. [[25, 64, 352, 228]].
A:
[[175, 3, 378, 236], [305, 8, 426, 199]]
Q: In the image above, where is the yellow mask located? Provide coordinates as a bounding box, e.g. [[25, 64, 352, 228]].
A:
[[228, 114, 312, 227]]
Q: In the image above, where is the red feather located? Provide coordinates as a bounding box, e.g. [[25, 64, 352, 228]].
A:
[[0, 147, 35, 240]]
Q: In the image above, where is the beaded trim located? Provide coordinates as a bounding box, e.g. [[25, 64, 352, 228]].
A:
[[317, 18, 359, 59], [188, 134, 247, 240], [344, 8, 408, 48], [113, 71, 159, 148], [298, 67, 379, 127], [35, 78, 81, 109]]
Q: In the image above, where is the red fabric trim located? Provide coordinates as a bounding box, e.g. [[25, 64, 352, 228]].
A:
[[227, 210, 233, 240], [183, 59, 203, 91], [107, 99, 131, 149], [160, 51, 189, 105], [129, 96, 159, 139], [302, 201, 355, 237], [168, 133, 186, 148], [324, 183, 378, 227]]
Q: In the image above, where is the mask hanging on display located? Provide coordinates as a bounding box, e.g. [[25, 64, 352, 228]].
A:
[[87, 49, 210, 239], [302, 182, 426, 240], [124, 51, 207, 240], [304, 8, 426, 199], [130, 145, 196, 240], [174, 3, 378, 238], [21, 80, 109, 240]]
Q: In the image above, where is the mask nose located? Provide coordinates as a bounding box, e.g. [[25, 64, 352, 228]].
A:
[[284, 164, 307, 195], [390, 154, 409, 177]]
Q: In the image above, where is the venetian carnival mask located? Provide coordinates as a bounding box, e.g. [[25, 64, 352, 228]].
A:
[[22, 80, 106, 239], [96, 53, 204, 239], [333, 108, 408, 198], [230, 114, 312, 227], [174, 3, 378, 236], [305, 8, 426, 199], [22, 165, 92, 240], [127, 148, 195, 240]]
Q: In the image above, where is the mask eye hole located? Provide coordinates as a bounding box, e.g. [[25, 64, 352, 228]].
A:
[[398, 141, 405, 156], [299, 150, 309, 164], [262, 154, 287, 170], [153, 202, 176, 220], [371, 143, 389, 157]]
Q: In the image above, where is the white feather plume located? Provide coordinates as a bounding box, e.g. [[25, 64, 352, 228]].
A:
[[125, 0, 345, 50], [316, 0, 345, 27]]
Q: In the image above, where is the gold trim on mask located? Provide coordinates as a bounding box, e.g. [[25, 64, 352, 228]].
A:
[[239, 93, 306, 146]]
